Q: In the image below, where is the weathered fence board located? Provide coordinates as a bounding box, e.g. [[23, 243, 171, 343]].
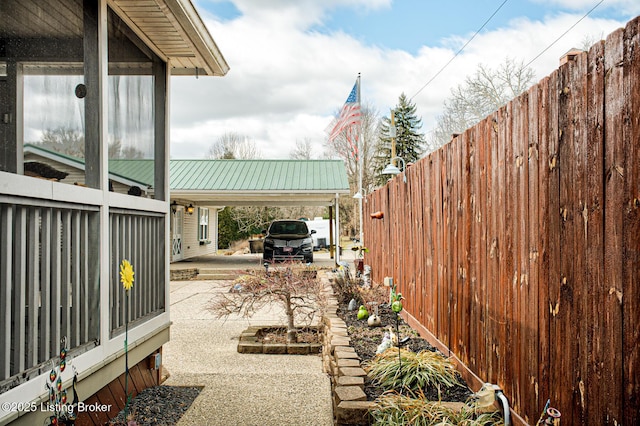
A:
[[601, 26, 625, 426], [622, 18, 640, 425], [363, 16, 640, 425], [525, 81, 541, 422], [583, 39, 605, 423]]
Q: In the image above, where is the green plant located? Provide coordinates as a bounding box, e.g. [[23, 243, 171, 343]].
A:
[[389, 283, 403, 306], [365, 349, 461, 397], [370, 392, 504, 426], [351, 245, 369, 258]]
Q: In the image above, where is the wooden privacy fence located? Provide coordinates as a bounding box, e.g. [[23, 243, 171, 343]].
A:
[[363, 17, 639, 426]]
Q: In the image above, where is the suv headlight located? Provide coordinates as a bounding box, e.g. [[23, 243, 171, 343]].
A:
[[302, 237, 313, 246]]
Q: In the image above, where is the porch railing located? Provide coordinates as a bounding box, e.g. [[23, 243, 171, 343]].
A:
[[0, 197, 167, 393], [0, 197, 100, 391], [109, 209, 165, 336]]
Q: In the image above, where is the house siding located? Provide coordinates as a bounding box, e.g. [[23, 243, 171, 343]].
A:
[[179, 206, 219, 260]]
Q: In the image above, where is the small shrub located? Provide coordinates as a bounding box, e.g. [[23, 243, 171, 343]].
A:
[[358, 284, 389, 307], [365, 348, 461, 397], [370, 392, 504, 426], [331, 271, 361, 304], [211, 263, 327, 343]]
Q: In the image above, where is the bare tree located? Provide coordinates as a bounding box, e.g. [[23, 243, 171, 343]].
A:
[[230, 205, 271, 235], [120, 146, 144, 159], [289, 138, 314, 159], [38, 127, 84, 157], [210, 265, 328, 343], [580, 32, 604, 51], [108, 138, 145, 159], [207, 132, 261, 159], [325, 102, 380, 238], [428, 58, 536, 153]]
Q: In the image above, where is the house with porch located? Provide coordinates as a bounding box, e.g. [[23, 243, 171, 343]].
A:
[[0, 1, 228, 424], [20, 145, 351, 264]]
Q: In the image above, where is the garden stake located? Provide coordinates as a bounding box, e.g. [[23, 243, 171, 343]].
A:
[[396, 313, 401, 368]]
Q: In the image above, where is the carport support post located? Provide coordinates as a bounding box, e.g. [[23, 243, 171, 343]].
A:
[[334, 193, 341, 264], [329, 205, 334, 260]]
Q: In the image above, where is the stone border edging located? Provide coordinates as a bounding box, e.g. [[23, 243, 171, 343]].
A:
[[321, 293, 374, 426]]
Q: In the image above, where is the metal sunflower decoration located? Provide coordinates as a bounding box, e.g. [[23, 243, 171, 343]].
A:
[[120, 259, 135, 291], [119, 259, 135, 419]]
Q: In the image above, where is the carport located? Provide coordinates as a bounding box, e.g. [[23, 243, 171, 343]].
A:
[[168, 159, 351, 263]]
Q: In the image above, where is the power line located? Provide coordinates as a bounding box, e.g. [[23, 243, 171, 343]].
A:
[[523, 0, 605, 69], [410, 0, 511, 101]]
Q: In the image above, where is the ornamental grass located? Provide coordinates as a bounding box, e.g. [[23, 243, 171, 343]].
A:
[[365, 348, 461, 397], [370, 392, 504, 426]]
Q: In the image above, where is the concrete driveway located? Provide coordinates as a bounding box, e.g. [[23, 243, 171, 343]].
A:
[[163, 253, 337, 425]]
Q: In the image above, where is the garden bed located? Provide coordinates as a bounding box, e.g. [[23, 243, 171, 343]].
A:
[[336, 300, 473, 403], [325, 274, 505, 425]]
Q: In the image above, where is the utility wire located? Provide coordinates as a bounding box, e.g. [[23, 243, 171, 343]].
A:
[[523, 0, 605, 69], [410, 0, 511, 101]]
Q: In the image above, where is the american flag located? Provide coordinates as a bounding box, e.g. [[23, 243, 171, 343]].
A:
[[327, 77, 361, 143]]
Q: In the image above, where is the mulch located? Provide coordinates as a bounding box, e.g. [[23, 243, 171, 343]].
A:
[[336, 299, 473, 402], [109, 385, 201, 426], [256, 327, 321, 344]]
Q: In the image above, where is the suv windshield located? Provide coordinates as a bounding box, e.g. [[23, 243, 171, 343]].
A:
[[268, 221, 309, 236]]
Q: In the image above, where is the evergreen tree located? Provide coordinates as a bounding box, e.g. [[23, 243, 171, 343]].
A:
[[373, 93, 425, 186], [217, 206, 248, 249]]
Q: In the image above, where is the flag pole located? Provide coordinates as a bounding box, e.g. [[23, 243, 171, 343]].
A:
[[357, 73, 364, 248]]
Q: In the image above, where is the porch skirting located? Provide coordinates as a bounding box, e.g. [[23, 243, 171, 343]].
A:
[[7, 326, 169, 426]]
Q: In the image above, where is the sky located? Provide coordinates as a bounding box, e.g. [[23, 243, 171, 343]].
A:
[[169, 0, 640, 159]]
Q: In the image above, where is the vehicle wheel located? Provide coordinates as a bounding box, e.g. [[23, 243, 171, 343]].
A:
[[305, 255, 313, 263]]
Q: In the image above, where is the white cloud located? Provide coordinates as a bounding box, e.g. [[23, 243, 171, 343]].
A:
[[532, 0, 640, 16], [170, 2, 634, 159]]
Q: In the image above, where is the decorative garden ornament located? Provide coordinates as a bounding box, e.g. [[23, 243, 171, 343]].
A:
[[357, 305, 369, 320], [348, 298, 358, 311], [367, 313, 381, 327], [367, 302, 381, 327]]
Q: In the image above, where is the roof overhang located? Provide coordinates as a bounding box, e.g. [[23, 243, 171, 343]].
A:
[[23, 145, 152, 191], [109, 0, 229, 76], [170, 190, 350, 207]]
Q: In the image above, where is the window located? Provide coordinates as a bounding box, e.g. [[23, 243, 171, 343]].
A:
[[198, 207, 209, 242]]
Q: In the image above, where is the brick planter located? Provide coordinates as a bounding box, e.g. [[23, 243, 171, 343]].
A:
[[237, 325, 322, 355], [170, 268, 198, 281]]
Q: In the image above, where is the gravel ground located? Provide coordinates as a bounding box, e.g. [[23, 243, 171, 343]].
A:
[[109, 386, 202, 426]]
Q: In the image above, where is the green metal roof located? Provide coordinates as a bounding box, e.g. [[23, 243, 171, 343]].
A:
[[169, 159, 349, 192], [108, 159, 155, 186], [107, 159, 349, 192]]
